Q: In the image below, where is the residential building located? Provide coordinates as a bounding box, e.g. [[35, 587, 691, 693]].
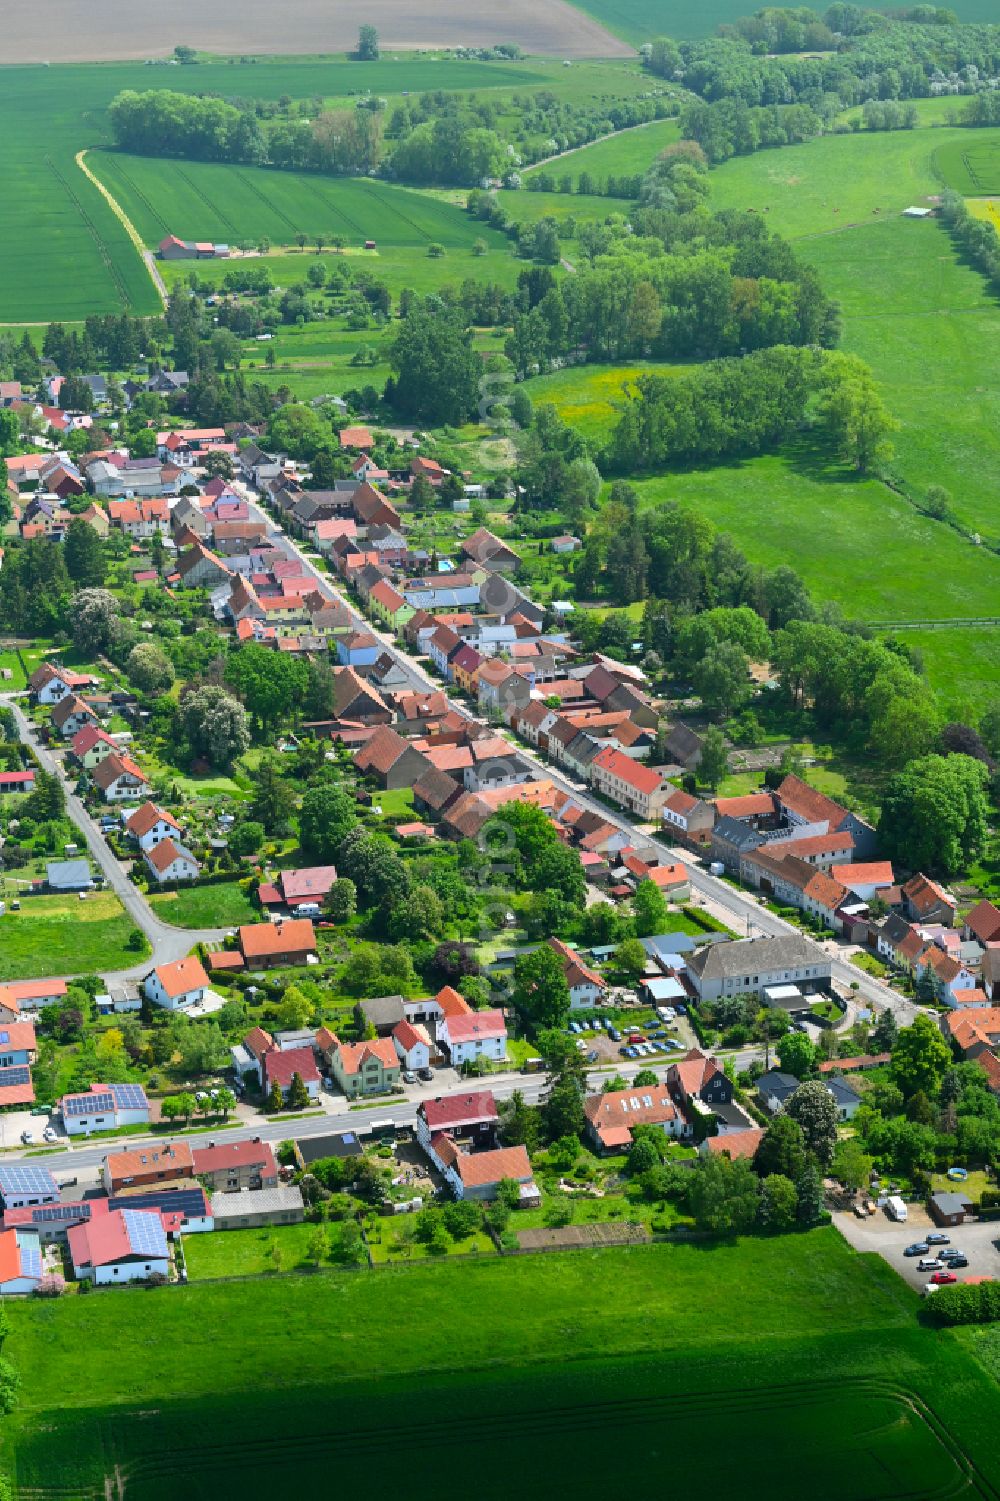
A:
[[143, 956, 210, 1012], [68, 1208, 170, 1285], [71, 724, 119, 768], [392, 1020, 432, 1072], [661, 788, 715, 844], [103, 1141, 194, 1193], [0, 1229, 43, 1295], [209, 1186, 305, 1230], [124, 801, 181, 852], [590, 745, 667, 821], [438, 1009, 507, 1067], [354, 725, 430, 790], [548, 936, 607, 1009], [262, 1046, 321, 1102], [237, 918, 317, 969], [415, 1091, 498, 1154], [902, 873, 956, 927], [0, 1166, 60, 1210], [91, 753, 152, 802], [144, 838, 201, 883], [585, 1085, 687, 1152], [430, 1138, 536, 1202], [323, 1035, 400, 1098]]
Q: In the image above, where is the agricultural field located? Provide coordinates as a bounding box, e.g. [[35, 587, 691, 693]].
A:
[[0, 891, 148, 980], [8, 1231, 1000, 1500], [524, 361, 680, 439], [800, 217, 1000, 543], [523, 116, 680, 185], [934, 136, 1000, 195], [567, 0, 1000, 42], [89, 152, 516, 254]]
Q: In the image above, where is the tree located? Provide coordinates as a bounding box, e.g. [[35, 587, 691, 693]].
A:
[[698, 725, 729, 789], [203, 448, 234, 479], [298, 783, 357, 863], [878, 753, 990, 876], [250, 756, 297, 833], [872, 1008, 898, 1054], [64, 519, 106, 587], [753, 1114, 806, 1181], [389, 305, 480, 426], [785, 1080, 839, 1166], [891, 1014, 952, 1099], [229, 819, 264, 858], [214, 1087, 237, 1119], [693, 640, 751, 718], [126, 642, 175, 694], [831, 1137, 872, 1192], [776, 1030, 817, 1080], [387, 883, 445, 944], [632, 877, 669, 938], [179, 685, 250, 768], [627, 1135, 660, 1177], [499, 1088, 540, 1151], [287, 1071, 310, 1111], [357, 24, 379, 58], [512, 945, 571, 1031], [794, 1160, 824, 1224], [307, 1223, 329, 1266], [266, 1080, 284, 1112], [758, 1173, 798, 1230], [541, 1073, 585, 1141], [276, 983, 313, 1032], [689, 1151, 761, 1235], [633, 1068, 659, 1088], [160, 1095, 186, 1124], [614, 937, 647, 980], [325, 877, 357, 923], [71, 587, 119, 654], [817, 351, 897, 473]]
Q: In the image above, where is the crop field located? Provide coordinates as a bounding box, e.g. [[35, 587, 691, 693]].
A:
[[934, 137, 1000, 195], [7, 1231, 1000, 1501], [524, 117, 680, 185], [89, 152, 517, 252], [568, 0, 1000, 42], [5, 0, 630, 65], [0, 891, 148, 981]]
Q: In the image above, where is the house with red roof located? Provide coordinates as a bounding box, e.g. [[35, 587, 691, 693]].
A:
[[963, 900, 1000, 947], [0, 769, 35, 796], [191, 1138, 278, 1191], [830, 862, 896, 902], [262, 1045, 321, 1103], [430, 1137, 536, 1202], [392, 1020, 432, 1072], [590, 745, 668, 821], [701, 1128, 766, 1161], [144, 838, 201, 884], [322, 1035, 399, 1099], [915, 943, 978, 1006], [585, 1084, 687, 1153], [0, 1228, 43, 1295], [68, 1207, 170, 1285], [91, 752, 152, 802], [51, 693, 99, 739], [71, 723, 119, 769], [548, 936, 607, 1010], [258, 866, 338, 914], [902, 873, 956, 927], [661, 787, 715, 844], [620, 853, 691, 902], [124, 801, 181, 852], [237, 918, 316, 969], [143, 956, 210, 1013], [438, 1008, 507, 1067]]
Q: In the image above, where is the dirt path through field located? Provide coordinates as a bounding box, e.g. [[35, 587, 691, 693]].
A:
[[76, 150, 167, 308], [4, 0, 632, 63]]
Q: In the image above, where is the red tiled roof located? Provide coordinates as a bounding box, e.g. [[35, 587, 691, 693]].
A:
[[127, 801, 179, 839], [592, 745, 664, 796], [444, 1009, 506, 1044], [456, 1145, 531, 1188], [263, 1046, 320, 1089], [334, 1037, 397, 1077], [152, 956, 208, 999], [192, 1139, 277, 1177], [831, 862, 895, 888], [238, 919, 316, 960], [705, 1128, 765, 1160], [713, 792, 775, 820], [421, 1090, 497, 1131]]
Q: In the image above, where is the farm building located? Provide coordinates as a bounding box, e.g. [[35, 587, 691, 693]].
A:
[[157, 236, 229, 260]]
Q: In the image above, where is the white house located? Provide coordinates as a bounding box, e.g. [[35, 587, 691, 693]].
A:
[[68, 1207, 169, 1285], [124, 802, 181, 852], [392, 1019, 431, 1072], [92, 753, 152, 803], [144, 838, 201, 884], [0, 1165, 60, 1210], [438, 1009, 507, 1067], [686, 935, 832, 1003], [60, 1082, 150, 1138], [548, 937, 607, 1010], [0, 1228, 42, 1295], [143, 956, 210, 1012]]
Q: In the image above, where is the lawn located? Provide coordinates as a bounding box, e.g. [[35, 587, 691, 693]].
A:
[[9, 1229, 1000, 1500], [0, 890, 148, 980], [0, 650, 27, 689], [148, 881, 257, 929], [184, 1220, 349, 1278]]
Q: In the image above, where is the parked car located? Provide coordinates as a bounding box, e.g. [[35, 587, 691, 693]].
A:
[[627, 1033, 644, 1045], [608, 1028, 621, 1042], [903, 1243, 929, 1257], [917, 1257, 943, 1271], [19, 1131, 31, 1145], [926, 1232, 951, 1246], [42, 1127, 57, 1142], [587, 1050, 599, 1063], [418, 1067, 433, 1081], [401, 1070, 417, 1084], [941, 1254, 969, 1268], [929, 1270, 958, 1285]]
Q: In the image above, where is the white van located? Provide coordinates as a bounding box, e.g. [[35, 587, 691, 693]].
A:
[[295, 902, 321, 917], [886, 1195, 907, 1222]]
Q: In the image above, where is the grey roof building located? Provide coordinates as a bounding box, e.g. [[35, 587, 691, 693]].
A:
[[210, 1185, 305, 1228], [46, 858, 93, 891], [686, 934, 831, 1002], [356, 994, 406, 1035]]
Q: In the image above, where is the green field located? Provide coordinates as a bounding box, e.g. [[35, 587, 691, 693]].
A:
[[0, 891, 149, 980], [184, 1221, 345, 1278], [0, 651, 27, 690], [147, 881, 257, 929], [800, 217, 1000, 544], [525, 361, 680, 438], [523, 117, 680, 185], [901, 628, 1000, 720], [161, 241, 524, 298], [934, 136, 1000, 195], [8, 1230, 1000, 1500], [566, 0, 1000, 43]]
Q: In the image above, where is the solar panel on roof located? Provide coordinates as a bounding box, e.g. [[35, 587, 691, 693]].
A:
[[110, 1188, 205, 1220], [19, 1245, 42, 1281], [122, 1210, 167, 1258], [0, 1066, 31, 1088], [34, 1203, 91, 1224], [111, 1084, 148, 1111], [0, 1166, 58, 1194], [65, 1090, 114, 1116]]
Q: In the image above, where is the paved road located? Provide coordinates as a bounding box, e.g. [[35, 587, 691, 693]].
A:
[[249, 498, 918, 1029], [1, 696, 227, 981]]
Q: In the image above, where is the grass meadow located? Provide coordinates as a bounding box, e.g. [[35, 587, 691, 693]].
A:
[[523, 116, 680, 185], [525, 361, 680, 438], [0, 891, 148, 980], [147, 882, 257, 929], [934, 135, 1000, 195], [8, 1230, 1000, 1500]]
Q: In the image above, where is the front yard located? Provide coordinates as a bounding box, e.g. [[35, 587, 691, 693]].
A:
[[148, 881, 257, 929]]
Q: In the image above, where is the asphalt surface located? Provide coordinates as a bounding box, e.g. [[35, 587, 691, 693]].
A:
[[1, 696, 228, 980], [246, 493, 919, 1029], [836, 1207, 1000, 1291]]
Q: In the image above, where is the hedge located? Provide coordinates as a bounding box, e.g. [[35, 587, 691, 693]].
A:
[[922, 1280, 1000, 1326]]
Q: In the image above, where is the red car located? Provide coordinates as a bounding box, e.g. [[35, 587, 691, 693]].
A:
[[627, 1033, 644, 1045], [930, 1270, 958, 1285]]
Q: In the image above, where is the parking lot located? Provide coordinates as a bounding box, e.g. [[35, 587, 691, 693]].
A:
[[836, 1205, 1000, 1291]]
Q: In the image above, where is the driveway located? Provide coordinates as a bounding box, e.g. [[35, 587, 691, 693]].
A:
[[2, 695, 228, 981], [836, 1207, 1000, 1290]]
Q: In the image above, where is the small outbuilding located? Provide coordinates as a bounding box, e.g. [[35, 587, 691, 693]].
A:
[[928, 1189, 973, 1227]]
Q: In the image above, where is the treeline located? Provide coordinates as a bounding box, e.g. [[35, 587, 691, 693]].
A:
[[646, 13, 1000, 112], [526, 171, 642, 199], [605, 346, 894, 473], [962, 90, 1000, 124], [108, 90, 266, 163], [938, 188, 1000, 288], [680, 98, 824, 162]]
